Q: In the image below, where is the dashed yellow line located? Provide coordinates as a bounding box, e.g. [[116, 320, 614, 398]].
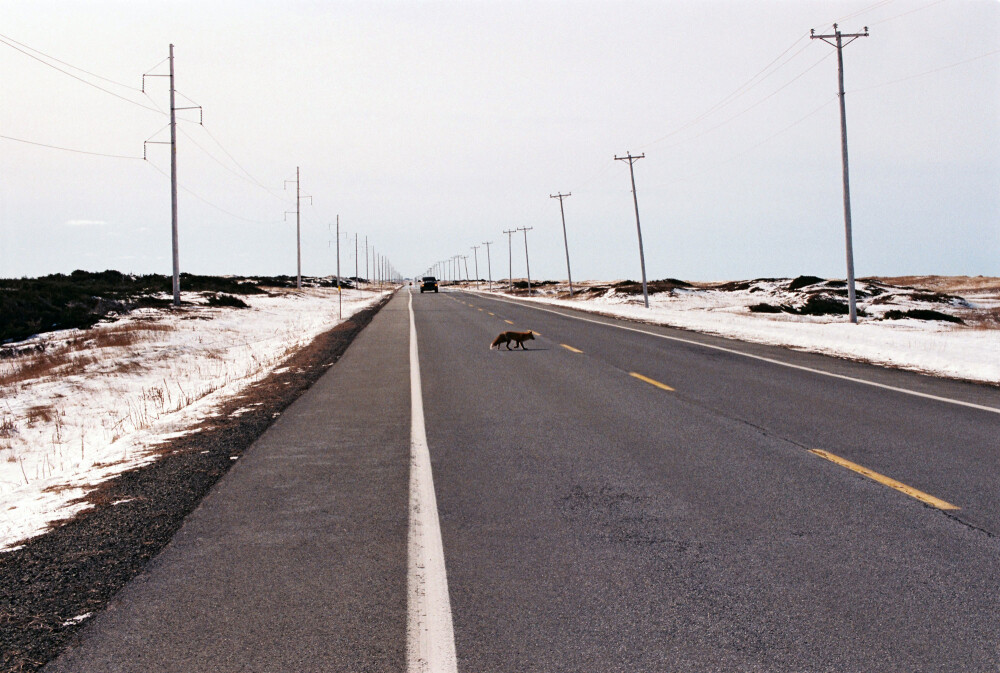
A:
[[561, 344, 583, 353], [504, 320, 515, 325], [488, 312, 495, 316], [808, 449, 959, 511], [629, 372, 675, 392]]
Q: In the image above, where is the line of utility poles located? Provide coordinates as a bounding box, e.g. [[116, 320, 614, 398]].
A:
[[417, 24, 869, 326], [812, 23, 868, 324]]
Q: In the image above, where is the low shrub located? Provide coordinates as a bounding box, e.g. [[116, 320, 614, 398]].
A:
[[205, 293, 249, 309], [883, 309, 963, 324]]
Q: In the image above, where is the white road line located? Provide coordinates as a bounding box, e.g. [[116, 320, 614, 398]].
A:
[[407, 290, 459, 673], [468, 291, 1000, 416]]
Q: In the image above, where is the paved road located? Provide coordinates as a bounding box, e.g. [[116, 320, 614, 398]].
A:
[[47, 288, 1000, 671]]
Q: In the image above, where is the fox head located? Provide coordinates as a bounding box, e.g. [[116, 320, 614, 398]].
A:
[[525, 331, 534, 339]]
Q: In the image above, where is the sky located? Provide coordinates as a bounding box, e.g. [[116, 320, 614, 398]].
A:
[[1, 0, 997, 283]]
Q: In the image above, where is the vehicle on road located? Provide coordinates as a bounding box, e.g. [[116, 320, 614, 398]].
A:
[[421, 276, 439, 293]]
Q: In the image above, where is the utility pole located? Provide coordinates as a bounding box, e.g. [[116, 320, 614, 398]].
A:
[[517, 226, 534, 296], [284, 167, 311, 290], [365, 236, 369, 288], [482, 241, 493, 291], [168, 45, 179, 306], [143, 45, 200, 307], [503, 229, 516, 293], [336, 215, 342, 319], [550, 192, 574, 296], [462, 255, 470, 283], [471, 245, 480, 290], [811, 23, 869, 324], [614, 152, 649, 308]]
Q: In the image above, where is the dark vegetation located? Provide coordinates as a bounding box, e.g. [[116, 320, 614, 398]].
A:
[[883, 309, 964, 324], [0, 271, 330, 344], [0, 296, 391, 673]]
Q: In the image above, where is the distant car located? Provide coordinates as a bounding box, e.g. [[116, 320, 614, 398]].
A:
[[420, 276, 439, 293]]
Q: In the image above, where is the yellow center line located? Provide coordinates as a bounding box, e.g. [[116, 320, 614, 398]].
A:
[[504, 319, 515, 325], [629, 372, 675, 391], [808, 449, 960, 511], [560, 344, 583, 353], [488, 312, 495, 316], [478, 308, 483, 312]]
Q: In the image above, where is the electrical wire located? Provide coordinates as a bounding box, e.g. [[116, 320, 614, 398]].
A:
[[659, 96, 839, 189], [850, 48, 1000, 93], [144, 159, 284, 225], [0, 31, 143, 92], [0, 133, 143, 159], [638, 33, 813, 150], [0, 35, 165, 115], [656, 50, 835, 153], [868, 0, 949, 26]]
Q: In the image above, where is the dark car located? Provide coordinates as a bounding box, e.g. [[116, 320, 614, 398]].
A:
[[420, 276, 439, 293]]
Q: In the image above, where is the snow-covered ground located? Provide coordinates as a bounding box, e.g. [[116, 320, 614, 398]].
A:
[[0, 286, 387, 552], [471, 276, 1000, 385]]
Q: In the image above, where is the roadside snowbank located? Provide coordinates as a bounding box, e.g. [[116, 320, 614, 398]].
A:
[[481, 279, 1000, 385], [0, 287, 386, 551]]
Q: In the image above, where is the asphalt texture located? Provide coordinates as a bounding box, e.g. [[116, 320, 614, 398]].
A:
[[43, 288, 1000, 671]]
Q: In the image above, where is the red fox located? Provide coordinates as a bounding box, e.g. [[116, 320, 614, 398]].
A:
[[490, 330, 535, 350]]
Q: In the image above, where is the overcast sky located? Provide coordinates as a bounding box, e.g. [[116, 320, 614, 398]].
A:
[[1, 0, 997, 282]]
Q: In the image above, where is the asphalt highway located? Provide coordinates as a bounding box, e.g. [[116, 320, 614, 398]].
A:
[[46, 288, 1000, 672]]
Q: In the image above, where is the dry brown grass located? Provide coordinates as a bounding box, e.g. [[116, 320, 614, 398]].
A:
[[0, 322, 175, 388], [868, 275, 1000, 293]]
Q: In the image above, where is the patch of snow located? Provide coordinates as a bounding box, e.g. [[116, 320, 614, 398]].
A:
[[476, 279, 1000, 385], [0, 287, 389, 551]]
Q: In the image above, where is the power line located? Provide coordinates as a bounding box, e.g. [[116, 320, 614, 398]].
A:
[[639, 33, 814, 150], [0, 31, 143, 92], [851, 48, 1000, 93], [869, 0, 946, 26], [0, 35, 164, 115], [0, 133, 142, 159], [145, 157, 282, 225], [656, 49, 835, 153]]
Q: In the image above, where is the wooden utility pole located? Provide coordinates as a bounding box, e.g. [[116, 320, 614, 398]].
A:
[[336, 215, 342, 319], [550, 192, 574, 296], [517, 227, 534, 296], [482, 241, 494, 291], [614, 152, 649, 308], [168, 44, 180, 306], [811, 24, 869, 324], [284, 168, 310, 290], [503, 229, 516, 293], [471, 245, 480, 290]]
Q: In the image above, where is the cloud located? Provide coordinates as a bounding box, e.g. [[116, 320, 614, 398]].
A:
[[65, 219, 109, 227]]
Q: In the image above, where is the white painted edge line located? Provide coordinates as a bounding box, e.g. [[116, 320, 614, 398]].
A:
[[407, 289, 459, 673], [466, 290, 1000, 416]]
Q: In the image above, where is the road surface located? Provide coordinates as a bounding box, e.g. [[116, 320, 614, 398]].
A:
[[46, 288, 1000, 672]]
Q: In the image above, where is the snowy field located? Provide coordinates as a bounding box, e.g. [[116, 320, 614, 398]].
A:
[[472, 276, 1000, 385], [0, 287, 387, 552]]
